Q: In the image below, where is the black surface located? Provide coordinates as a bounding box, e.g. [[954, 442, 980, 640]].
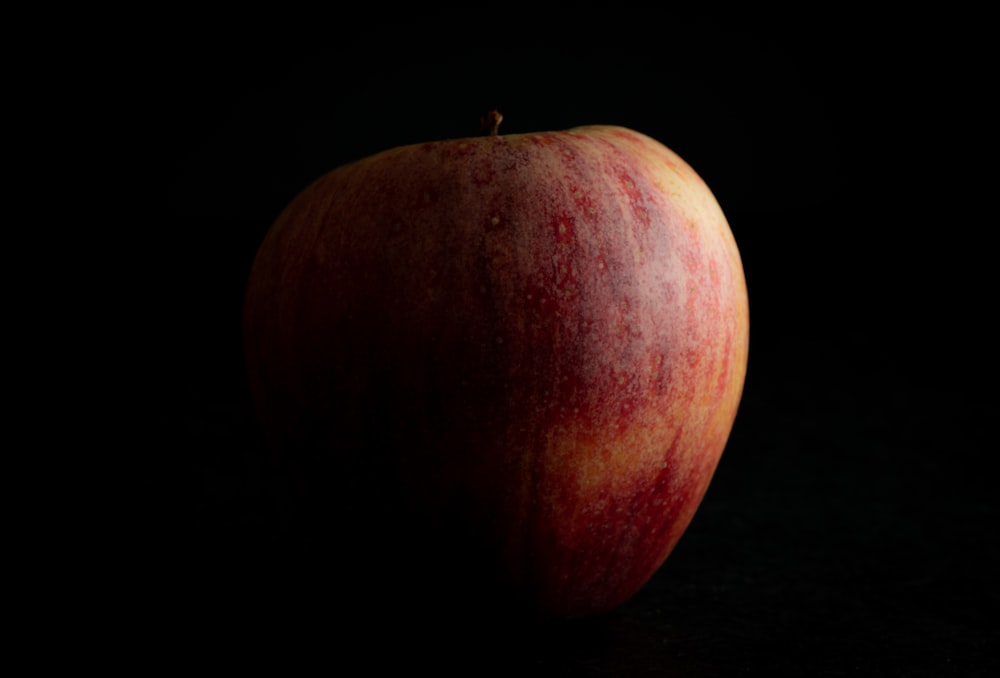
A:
[[114, 8, 995, 675]]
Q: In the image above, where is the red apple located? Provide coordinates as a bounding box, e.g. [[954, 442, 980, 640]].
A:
[[243, 112, 749, 619]]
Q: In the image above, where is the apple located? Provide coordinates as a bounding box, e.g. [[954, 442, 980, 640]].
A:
[[242, 112, 749, 619]]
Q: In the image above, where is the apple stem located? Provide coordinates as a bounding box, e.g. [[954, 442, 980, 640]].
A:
[[480, 110, 503, 136]]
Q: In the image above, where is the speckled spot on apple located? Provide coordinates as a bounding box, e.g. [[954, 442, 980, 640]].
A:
[[568, 183, 599, 221], [552, 212, 575, 244], [454, 140, 476, 156]]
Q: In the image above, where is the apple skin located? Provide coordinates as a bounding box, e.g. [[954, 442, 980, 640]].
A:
[[243, 123, 749, 619]]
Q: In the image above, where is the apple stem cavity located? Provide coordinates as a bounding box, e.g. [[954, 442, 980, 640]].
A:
[[480, 110, 503, 136]]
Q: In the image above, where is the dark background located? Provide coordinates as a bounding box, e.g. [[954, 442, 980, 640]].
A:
[[108, 8, 995, 675]]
